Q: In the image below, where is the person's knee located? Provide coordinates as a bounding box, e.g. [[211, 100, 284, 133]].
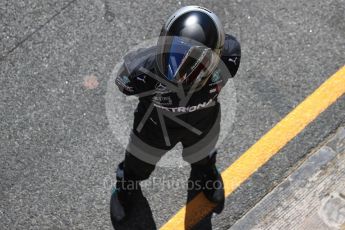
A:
[[191, 150, 217, 170], [123, 151, 156, 181]]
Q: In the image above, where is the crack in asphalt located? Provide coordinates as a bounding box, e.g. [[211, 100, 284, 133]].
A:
[[0, 0, 77, 62]]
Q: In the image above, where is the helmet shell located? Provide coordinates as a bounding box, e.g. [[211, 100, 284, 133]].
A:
[[156, 6, 225, 91]]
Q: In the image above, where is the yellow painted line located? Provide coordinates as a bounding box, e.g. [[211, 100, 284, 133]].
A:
[[160, 65, 345, 230]]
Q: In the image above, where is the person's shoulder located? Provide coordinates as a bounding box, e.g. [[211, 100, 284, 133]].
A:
[[218, 34, 241, 78], [222, 34, 241, 57], [123, 46, 157, 77]]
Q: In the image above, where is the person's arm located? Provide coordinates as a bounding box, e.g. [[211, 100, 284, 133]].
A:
[[115, 63, 151, 96], [220, 34, 241, 78], [115, 64, 136, 95], [116, 47, 157, 96], [213, 34, 241, 90]]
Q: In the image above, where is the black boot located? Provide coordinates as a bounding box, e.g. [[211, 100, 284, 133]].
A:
[[110, 184, 126, 223], [190, 153, 225, 204], [110, 163, 141, 224], [201, 164, 224, 204]]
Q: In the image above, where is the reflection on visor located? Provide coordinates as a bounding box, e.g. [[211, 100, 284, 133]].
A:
[[166, 36, 194, 80], [163, 36, 218, 91]]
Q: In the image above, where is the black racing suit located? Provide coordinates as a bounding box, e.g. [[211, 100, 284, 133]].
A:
[[115, 34, 241, 182]]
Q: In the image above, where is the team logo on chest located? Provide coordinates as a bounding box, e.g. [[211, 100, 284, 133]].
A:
[[155, 82, 170, 93]]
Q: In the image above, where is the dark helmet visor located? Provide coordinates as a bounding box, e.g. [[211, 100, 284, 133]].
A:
[[158, 36, 219, 90]]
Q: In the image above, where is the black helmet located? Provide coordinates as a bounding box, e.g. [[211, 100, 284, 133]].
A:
[[156, 6, 225, 91]]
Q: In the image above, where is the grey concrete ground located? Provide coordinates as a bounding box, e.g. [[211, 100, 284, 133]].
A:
[[231, 126, 345, 230], [1, 0, 345, 229]]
